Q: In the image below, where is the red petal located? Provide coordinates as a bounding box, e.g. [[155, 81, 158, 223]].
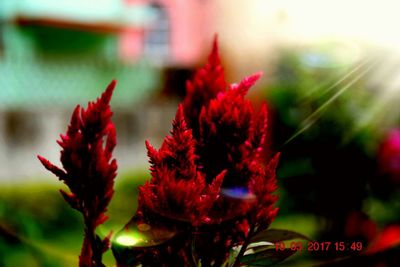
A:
[[37, 155, 68, 182]]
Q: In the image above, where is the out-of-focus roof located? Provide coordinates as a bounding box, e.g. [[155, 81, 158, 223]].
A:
[[1, 0, 157, 31]]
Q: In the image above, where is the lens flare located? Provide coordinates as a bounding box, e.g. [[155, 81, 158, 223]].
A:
[[115, 235, 140, 246], [113, 219, 177, 248], [221, 186, 256, 201], [284, 59, 378, 145]]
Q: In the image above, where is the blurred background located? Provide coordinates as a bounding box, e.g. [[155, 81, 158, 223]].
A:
[[0, 0, 399, 266]]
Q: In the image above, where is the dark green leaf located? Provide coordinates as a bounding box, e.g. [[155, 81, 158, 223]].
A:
[[251, 229, 310, 243], [240, 248, 296, 266]]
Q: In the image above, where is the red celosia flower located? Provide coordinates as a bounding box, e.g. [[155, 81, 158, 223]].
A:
[[248, 153, 280, 227], [379, 129, 400, 183], [182, 38, 227, 137], [140, 105, 225, 225], [139, 39, 278, 226], [368, 225, 400, 253], [344, 211, 378, 243], [197, 72, 261, 182], [38, 81, 118, 267], [135, 38, 279, 266]]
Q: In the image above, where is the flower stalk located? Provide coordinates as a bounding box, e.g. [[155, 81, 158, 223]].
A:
[[38, 81, 118, 267]]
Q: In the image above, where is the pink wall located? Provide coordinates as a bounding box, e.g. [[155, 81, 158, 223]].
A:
[[119, 0, 215, 66], [161, 0, 215, 66], [119, 29, 144, 63], [119, 0, 147, 63]]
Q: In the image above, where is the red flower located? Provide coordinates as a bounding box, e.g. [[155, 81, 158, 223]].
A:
[[139, 105, 225, 225], [248, 153, 280, 227], [198, 72, 261, 182], [38, 81, 118, 267], [368, 225, 400, 253], [379, 129, 400, 183], [133, 38, 279, 266], [344, 211, 378, 243], [138, 39, 279, 228], [183, 38, 227, 137]]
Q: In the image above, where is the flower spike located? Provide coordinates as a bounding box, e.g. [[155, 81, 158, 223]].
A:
[[38, 80, 118, 267], [134, 39, 279, 266]]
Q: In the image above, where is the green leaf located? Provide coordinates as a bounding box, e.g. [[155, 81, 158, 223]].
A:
[[251, 229, 310, 243], [240, 248, 296, 266], [228, 246, 241, 266], [248, 243, 275, 254]]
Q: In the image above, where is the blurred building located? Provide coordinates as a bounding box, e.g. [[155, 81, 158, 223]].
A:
[[0, 0, 215, 181]]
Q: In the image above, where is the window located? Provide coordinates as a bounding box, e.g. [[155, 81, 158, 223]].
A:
[[144, 3, 170, 64]]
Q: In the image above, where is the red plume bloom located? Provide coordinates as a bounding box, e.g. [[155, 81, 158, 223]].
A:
[[38, 80, 118, 267], [139, 105, 226, 225], [183, 38, 227, 137], [368, 225, 400, 253], [379, 129, 400, 183], [133, 38, 279, 266], [196, 70, 279, 230]]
